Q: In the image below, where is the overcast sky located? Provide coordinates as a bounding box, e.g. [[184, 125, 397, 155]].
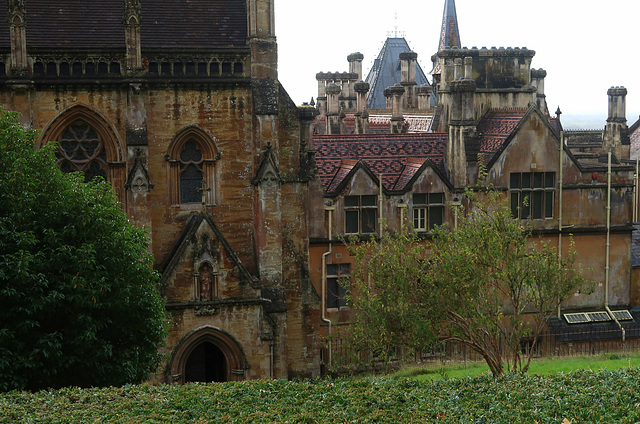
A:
[[275, 0, 640, 128]]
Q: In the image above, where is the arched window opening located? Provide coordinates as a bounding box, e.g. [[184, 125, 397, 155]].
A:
[[197, 61, 207, 75], [98, 60, 108, 75], [56, 121, 108, 182], [85, 60, 95, 76], [173, 61, 183, 76], [186, 60, 195, 75], [72, 60, 83, 76], [233, 62, 243, 75], [59, 61, 70, 76], [0, 61, 6, 76], [46, 61, 57, 76], [167, 127, 218, 207], [148, 61, 158, 75], [33, 60, 44, 75], [179, 140, 204, 204], [221, 61, 231, 74], [210, 62, 219, 76], [109, 60, 121, 75], [161, 60, 171, 75]]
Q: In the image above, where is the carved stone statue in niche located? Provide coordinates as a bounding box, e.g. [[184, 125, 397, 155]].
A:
[[199, 263, 213, 300]]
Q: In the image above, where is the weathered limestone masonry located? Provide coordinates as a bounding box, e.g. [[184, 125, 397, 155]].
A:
[[0, 0, 321, 382]]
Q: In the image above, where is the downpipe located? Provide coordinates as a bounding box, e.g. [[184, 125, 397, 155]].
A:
[[321, 204, 335, 367]]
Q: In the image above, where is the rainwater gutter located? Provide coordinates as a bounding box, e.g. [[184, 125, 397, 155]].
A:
[[604, 152, 626, 342]]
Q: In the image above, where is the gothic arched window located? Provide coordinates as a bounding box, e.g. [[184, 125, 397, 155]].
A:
[[167, 127, 218, 206], [57, 121, 108, 182]]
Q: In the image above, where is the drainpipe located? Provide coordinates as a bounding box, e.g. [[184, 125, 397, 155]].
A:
[[634, 159, 638, 222], [558, 132, 564, 318], [397, 199, 408, 231], [604, 152, 626, 342], [321, 203, 335, 366], [379, 174, 384, 235]]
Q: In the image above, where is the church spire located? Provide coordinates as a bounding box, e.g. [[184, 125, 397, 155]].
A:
[[431, 0, 461, 77], [438, 0, 461, 51]]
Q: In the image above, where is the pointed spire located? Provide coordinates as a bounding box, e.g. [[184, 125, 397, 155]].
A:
[[431, 0, 461, 76], [438, 0, 461, 51]]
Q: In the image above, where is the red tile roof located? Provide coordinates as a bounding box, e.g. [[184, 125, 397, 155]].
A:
[[477, 108, 527, 163], [314, 133, 447, 193]]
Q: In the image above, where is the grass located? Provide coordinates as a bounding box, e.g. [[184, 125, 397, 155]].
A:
[[394, 352, 640, 381]]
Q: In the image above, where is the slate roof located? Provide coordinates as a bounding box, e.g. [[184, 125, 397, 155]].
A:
[[25, 0, 125, 49], [364, 37, 430, 109], [313, 133, 447, 194], [0, 1, 247, 51], [476, 108, 528, 164], [140, 0, 247, 49]]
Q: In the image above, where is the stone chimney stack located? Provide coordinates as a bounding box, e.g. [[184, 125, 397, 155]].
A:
[[348, 52, 364, 81], [447, 78, 476, 188], [530, 68, 548, 115], [354, 81, 370, 134], [463, 56, 472, 79], [604, 86, 630, 159], [389, 85, 406, 133], [417, 85, 433, 111], [453, 58, 463, 81], [325, 83, 343, 135], [400, 51, 418, 109]]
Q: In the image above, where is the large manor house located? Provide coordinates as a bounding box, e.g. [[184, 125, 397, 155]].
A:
[[1, 0, 640, 382]]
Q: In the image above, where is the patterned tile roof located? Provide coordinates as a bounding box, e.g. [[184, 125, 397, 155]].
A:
[[314, 133, 447, 194], [477, 108, 527, 164]]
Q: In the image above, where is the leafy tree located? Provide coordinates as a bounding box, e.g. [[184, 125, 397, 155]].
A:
[[343, 190, 590, 376], [343, 231, 438, 368], [0, 110, 167, 391], [429, 190, 592, 376]]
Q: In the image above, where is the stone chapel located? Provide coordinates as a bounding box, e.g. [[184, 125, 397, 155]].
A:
[[0, 0, 322, 382]]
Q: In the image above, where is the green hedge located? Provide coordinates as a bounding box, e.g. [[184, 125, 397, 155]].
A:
[[2, 369, 639, 423]]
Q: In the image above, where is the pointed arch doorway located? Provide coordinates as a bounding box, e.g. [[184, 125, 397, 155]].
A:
[[170, 326, 247, 384]]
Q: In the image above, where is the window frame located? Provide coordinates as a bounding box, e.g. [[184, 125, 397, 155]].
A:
[[344, 195, 378, 235], [510, 172, 555, 220], [167, 127, 218, 207], [326, 263, 350, 309], [412, 192, 445, 232]]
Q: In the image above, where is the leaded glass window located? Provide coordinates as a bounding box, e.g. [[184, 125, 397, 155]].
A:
[[56, 122, 108, 182], [179, 140, 204, 204]]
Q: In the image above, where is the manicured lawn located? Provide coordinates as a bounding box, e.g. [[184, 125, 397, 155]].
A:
[[395, 352, 640, 381]]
